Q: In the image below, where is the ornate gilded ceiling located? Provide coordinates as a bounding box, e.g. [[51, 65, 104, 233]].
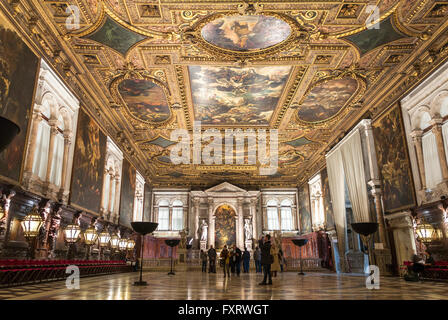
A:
[[10, 0, 448, 188]]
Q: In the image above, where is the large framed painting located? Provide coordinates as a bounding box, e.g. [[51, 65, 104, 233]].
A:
[[119, 158, 136, 228], [321, 168, 335, 230], [298, 184, 312, 234], [69, 110, 107, 214], [214, 204, 236, 249], [372, 104, 416, 213], [0, 13, 39, 182], [143, 183, 151, 222]]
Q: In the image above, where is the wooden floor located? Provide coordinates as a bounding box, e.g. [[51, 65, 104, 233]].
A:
[[0, 271, 447, 300]]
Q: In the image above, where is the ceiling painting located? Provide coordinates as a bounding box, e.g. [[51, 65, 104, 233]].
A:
[[27, 0, 448, 188], [188, 65, 292, 125], [201, 14, 291, 52]]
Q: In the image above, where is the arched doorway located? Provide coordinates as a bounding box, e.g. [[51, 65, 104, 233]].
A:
[[214, 204, 237, 249]]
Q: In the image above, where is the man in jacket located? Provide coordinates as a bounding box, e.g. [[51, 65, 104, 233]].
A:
[[233, 245, 242, 276], [254, 246, 261, 273], [242, 248, 251, 273], [207, 245, 217, 273], [259, 234, 272, 285]]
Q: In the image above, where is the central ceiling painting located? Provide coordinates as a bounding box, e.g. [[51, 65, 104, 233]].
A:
[[200, 14, 291, 51], [188, 65, 292, 125]]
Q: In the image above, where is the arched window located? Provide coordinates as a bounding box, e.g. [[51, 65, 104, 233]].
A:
[[32, 102, 51, 181], [158, 200, 170, 230], [420, 111, 443, 188], [280, 199, 293, 231], [49, 114, 65, 186], [172, 200, 183, 231], [266, 199, 279, 230]]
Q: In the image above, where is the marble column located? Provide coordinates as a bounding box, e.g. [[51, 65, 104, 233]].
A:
[[100, 168, 109, 217], [193, 198, 200, 244], [58, 131, 71, 198], [368, 180, 388, 248], [24, 112, 43, 174], [250, 198, 257, 239], [207, 199, 214, 248], [411, 130, 426, 190], [107, 172, 115, 220], [431, 119, 448, 181], [113, 175, 121, 222], [44, 119, 59, 184], [237, 198, 244, 249]]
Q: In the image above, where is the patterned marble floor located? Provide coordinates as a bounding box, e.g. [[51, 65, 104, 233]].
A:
[[0, 271, 447, 300]]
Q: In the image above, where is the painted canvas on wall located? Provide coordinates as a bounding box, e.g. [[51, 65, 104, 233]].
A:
[[298, 184, 312, 234], [189, 65, 291, 125], [119, 158, 136, 228], [214, 204, 236, 249], [297, 77, 358, 123], [201, 15, 291, 51], [372, 104, 416, 212], [0, 14, 39, 182], [70, 110, 107, 213], [321, 168, 335, 230], [118, 79, 171, 123]]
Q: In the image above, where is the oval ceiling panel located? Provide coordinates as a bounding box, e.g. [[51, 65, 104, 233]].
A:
[[118, 79, 171, 123], [297, 78, 359, 123], [201, 15, 291, 51]]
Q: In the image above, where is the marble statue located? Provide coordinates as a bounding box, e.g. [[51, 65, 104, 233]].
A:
[[244, 218, 252, 241], [200, 220, 208, 241]]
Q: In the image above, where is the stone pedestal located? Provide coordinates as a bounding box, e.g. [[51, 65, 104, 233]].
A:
[[373, 248, 393, 275], [200, 240, 207, 251], [245, 240, 252, 251], [346, 250, 368, 273]]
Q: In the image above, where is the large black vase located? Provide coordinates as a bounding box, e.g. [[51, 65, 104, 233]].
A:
[[0, 117, 20, 153], [165, 239, 180, 275], [351, 223, 378, 236], [130, 222, 158, 286], [292, 238, 309, 275]]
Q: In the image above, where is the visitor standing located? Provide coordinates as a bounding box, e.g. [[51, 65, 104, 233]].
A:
[[208, 245, 217, 273], [220, 245, 231, 277], [200, 250, 207, 272], [234, 245, 242, 276], [254, 246, 261, 273], [270, 243, 280, 277], [259, 234, 273, 285], [242, 247, 250, 273]]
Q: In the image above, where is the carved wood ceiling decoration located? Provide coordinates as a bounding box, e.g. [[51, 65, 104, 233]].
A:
[[6, 0, 448, 189]]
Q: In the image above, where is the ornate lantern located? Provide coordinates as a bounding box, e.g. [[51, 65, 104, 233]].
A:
[[118, 238, 128, 251], [21, 207, 44, 239], [84, 226, 98, 245], [64, 223, 81, 243], [415, 216, 442, 244], [98, 230, 111, 247], [110, 233, 120, 249], [127, 239, 136, 250]]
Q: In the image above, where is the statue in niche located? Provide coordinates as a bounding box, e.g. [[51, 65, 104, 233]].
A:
[[200, 220, 208, 241], [244, 218, 252, 241], [179, 229, 187, 249]]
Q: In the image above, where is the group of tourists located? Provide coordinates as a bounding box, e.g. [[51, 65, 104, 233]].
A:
[[199, 234, 286, 285]]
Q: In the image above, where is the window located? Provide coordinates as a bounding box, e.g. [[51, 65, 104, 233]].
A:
[[158, 200, 170, 230], [172, 200, 183, 230], [309, 173, 325, 230], [26, 60, 79, 199], [267, 199, 279, 230], [280, 199, 293, 231], [101, 138, 123, 220], [423, 131, 443, 188], [32, 104, 51, 180], [132, 172, 145, 222]]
